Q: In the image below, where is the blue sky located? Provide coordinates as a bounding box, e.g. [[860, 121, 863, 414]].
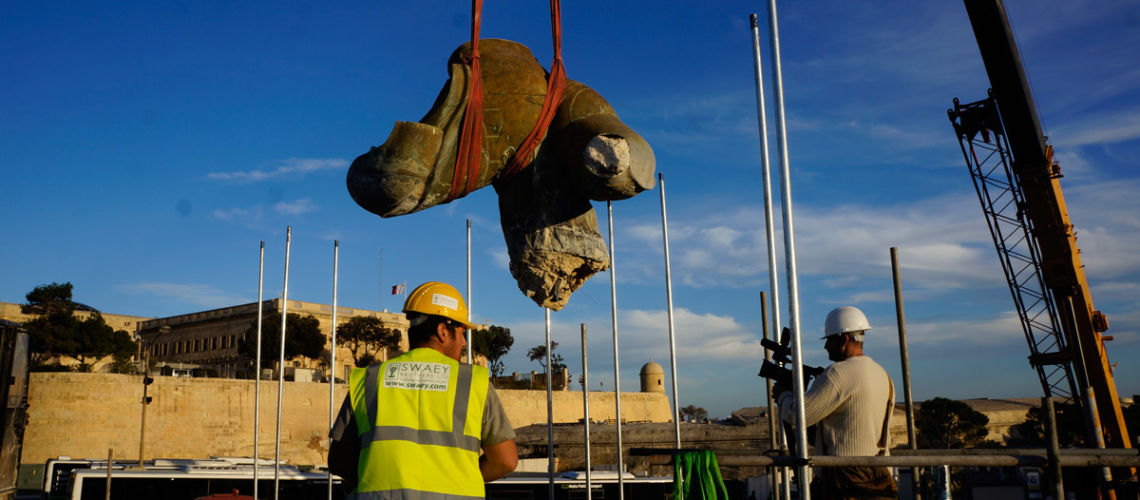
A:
[[3, 1, 1138, 418]]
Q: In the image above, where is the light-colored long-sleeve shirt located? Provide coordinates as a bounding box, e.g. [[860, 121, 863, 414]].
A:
[[778, 355, 893, 456]]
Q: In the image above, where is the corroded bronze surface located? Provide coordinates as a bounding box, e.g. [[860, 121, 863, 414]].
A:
[[346, 39, 655, 310]]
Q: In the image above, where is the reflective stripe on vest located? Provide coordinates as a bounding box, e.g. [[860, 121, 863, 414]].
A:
[[352, 489, 485, 500], [349, 348, 489, 499]]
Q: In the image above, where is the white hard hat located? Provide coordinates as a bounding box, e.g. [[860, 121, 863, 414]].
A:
[[823, 306, 871, 339]]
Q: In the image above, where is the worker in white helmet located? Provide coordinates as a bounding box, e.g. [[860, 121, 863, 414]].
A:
[[328, 281, 517, 498], [775, 306, 898, 499]]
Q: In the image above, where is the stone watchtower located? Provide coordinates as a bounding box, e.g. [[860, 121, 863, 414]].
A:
[[639, 360, 665, 393]]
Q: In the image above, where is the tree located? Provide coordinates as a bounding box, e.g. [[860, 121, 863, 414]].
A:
[[21, 283, 137, 370], [527, 341, 566, 372], [337, 316, 402, 367], [471, 325, 513, 378], [22, 282, 77, 317], [916, 397, 991, 448], [1008, 401, 1079, 447], [680, 404, 708, 423], [239, 313, 326, 369], [1125, 402, 1140, 447]]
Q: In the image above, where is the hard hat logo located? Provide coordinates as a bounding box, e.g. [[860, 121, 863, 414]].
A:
[[403, 281, 471, 328], [823, 306, 872, 339], [431, 293, 460, 311]]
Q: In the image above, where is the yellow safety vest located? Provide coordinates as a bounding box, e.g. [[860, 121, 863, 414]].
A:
[[349, 348, 489, 500]]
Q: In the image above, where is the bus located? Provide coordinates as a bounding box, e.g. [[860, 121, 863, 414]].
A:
[[41, 457, 343, 500]]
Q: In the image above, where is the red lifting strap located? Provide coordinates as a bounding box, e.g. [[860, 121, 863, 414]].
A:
[[446, 0, 485, 203], [445, 0, 566, 202]]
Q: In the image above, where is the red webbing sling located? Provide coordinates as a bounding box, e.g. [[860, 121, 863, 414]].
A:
[[445, 0, 567, 202]]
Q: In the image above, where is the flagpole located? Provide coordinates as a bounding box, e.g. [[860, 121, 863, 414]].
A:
[[254, 241, 265, 500], [383, 247, 387, 314], [274, 226, 291, 500], [607, 200, 625, 498], [466, 219, 473, 363], [327, 240, 339, 500]]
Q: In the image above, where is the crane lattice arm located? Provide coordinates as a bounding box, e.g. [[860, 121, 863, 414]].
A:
[[952, 0, 1131, 470]]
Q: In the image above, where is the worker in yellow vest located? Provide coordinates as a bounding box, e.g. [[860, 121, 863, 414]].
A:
[[329, 281, 517, 498]]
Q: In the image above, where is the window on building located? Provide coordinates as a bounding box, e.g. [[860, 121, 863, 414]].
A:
[[194, 339, 200, 352]]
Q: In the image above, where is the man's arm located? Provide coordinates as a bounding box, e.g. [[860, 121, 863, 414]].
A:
[[479, 385, 517, 481], [777, 365, 847, 427], [479, 439, 517, 482], [328, 396, 359, 488]]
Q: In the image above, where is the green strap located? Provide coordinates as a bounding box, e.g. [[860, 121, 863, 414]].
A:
[[673, 450, 729, 500]]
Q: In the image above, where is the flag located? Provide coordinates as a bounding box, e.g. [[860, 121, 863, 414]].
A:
[[391, 283, 405, 295]]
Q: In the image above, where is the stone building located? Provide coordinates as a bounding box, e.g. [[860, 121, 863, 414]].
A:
[[137, 299, 409, 381], [0, 301, 149, 336], [0, 301, 149, 372], [640, 360, 665, 393]]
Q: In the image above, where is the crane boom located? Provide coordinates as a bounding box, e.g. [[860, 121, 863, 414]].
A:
[[956, 0, 1131, 453]]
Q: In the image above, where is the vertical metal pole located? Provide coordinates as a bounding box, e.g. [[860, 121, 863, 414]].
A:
[[467, 219, 473, 364], [545, 308, 555, 499], [275, 226, 292, 500], [760, 292, 780, 500], [328, 240, 339, 500], [138, 348, 148, 468], [255, 241, 265, 500], [606, 201, 626, 499], [890, 248, 918, 449], [751, 14, 788, 499], [1064, 296, 1114, 489], [581, 323, 593, 500], [749, 12, 783, 341], [891, 247, 921, 500], [105, 448, 112, 500], [1044, 397, 1065, 500], [383, 247, 387, 314], [658, 173, 683, 449], [765, 2, 810, 496], [779, 422, 790, 500], [937, 465, 951, 500]]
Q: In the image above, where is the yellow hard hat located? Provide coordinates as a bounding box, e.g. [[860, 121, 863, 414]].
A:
[[403, 281, 471, 328]]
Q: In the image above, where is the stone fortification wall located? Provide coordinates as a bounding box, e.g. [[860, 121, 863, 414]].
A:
[[498, 389, 671, 427], [22, 373, 670, 466]]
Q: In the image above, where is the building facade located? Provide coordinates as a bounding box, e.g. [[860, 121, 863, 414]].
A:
[[137, 299, 410, 381]]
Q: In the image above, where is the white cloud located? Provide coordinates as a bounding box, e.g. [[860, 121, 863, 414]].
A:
[[613, 308, 764, 364], [206, 157, 348, 183], [615, 179, 1140, 313], [488, 247, 510, 270], [117, 282, 246, 308], [1052, 111, 1140, 147], [898, 311, 1023, 347], [274, 198, 317, 215], [621, 194, 1000, 294], [1064, 179, 1140, 279], [211, 207, 250, 221], [210, 206, 267, 228], [211, 206, 266, 223]]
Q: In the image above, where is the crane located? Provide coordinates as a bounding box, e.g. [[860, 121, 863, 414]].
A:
[[947, 0, 1133, 490]]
